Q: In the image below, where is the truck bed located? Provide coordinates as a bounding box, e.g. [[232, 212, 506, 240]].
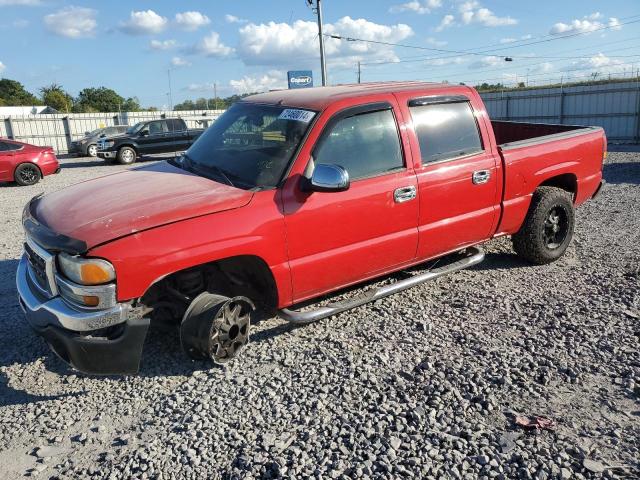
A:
[[491, 120, 599, 149]]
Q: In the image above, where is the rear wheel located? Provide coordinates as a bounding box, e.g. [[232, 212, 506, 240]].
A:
[[512, 186, 575, 265], [180, 293, 254, 364], [14, 163, 42, 186], [87, 144, 98, 157], [117, 146, 136, 165]]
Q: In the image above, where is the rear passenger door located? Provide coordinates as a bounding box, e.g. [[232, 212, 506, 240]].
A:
[[168, 119, 190, 152], [401, 94, 500, 259], [282, 101, 419, 302]]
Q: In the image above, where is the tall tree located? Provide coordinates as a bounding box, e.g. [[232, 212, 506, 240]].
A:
[[0, 79, 40, 106], [39, 83, 73, 112], [74, 87, 125, 113]]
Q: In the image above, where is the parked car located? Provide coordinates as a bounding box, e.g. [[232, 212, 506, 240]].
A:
[[96, 118, 204, 164], [0, 138, 59, 186], [70, 126, 129, 157], [17, 82, 605, 374]]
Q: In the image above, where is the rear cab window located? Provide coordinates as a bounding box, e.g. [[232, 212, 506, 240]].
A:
[[409, 97, 483, 164]]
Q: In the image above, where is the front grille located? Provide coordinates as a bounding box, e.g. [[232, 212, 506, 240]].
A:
[[25, 241, 48, 291]]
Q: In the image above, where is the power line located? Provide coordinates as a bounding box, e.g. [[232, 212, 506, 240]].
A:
[[326, 15, 640, 67]]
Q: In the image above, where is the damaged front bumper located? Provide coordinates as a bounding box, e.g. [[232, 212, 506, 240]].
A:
[[16, 255, 149, 375]]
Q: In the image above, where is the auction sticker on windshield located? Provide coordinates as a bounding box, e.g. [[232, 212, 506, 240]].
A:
[[278, 109, 315, 123]]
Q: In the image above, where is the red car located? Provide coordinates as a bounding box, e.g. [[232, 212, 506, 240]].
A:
[[16, 82, 605, 374], [0, 138, 60, 186]]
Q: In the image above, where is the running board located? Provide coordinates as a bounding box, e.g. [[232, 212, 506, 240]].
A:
[[278, 246, 484, 324]]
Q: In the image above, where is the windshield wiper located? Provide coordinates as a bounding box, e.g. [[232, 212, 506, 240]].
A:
[[179, 154, 235, 188]]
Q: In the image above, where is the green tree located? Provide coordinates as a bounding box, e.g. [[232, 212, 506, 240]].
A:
[[39, 83, 73, 112], [74, 87, 125, 113], [121, 96, 141, 112], [0, 79, 40, 106]]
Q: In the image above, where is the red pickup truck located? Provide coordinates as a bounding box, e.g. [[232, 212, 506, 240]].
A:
[[17, 82, 605, 374]]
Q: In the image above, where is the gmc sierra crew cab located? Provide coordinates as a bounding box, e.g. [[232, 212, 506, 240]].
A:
[[96, 118, 204, 164], [17, 82, 605, 375]]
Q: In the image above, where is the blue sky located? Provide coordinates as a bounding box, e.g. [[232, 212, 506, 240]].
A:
[[0, 0, 638, 108]]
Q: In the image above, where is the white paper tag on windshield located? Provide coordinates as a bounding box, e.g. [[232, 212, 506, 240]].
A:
[[278, 109, 315, 123]]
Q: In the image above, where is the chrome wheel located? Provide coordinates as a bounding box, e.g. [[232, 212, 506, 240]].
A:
[[542, 206, 569, 249], [87, 144, 97, 157], [122, 149, 134, 162]]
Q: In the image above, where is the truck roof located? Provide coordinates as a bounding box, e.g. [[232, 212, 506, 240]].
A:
[[243, 81, 471, 111]]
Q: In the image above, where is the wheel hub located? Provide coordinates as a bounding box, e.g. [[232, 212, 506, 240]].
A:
[[543, 207, 568, 249]]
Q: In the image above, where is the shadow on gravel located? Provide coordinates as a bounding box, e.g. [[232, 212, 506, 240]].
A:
[[60, 160, 107, 169], [0, 376, 83, 407], [470, 252, 530, 271], [603, 161, 640, 185]]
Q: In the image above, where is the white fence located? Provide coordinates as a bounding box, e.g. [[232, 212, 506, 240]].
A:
[[0, 110, 225, 155]]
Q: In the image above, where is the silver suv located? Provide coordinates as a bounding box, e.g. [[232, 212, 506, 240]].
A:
[[71, 125, 129, 157]]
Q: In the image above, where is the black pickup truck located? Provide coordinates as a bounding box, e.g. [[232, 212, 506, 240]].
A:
[[97, 118, 205, 164]]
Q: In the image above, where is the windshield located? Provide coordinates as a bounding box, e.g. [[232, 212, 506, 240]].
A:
[[87, 128, 102, 137], [178, 103, 316, 190], [126, 122, 145, 135]]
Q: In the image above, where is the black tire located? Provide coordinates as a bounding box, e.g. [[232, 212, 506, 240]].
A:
[[117, 146, 137, 165], [512, 186, 575, 265], [87, 144, 98, 157], [14, 163, 42, 186]]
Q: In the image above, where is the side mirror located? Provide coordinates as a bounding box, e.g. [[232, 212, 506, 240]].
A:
[[308, 164, 350, 192], [84, 131, 90, 136], [139, 129, 149, 137]]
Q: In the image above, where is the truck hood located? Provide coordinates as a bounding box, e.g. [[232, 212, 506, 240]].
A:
[[32, 161, 253, 250]]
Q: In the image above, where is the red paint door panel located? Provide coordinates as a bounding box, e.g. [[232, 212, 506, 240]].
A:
[[284, 171, 418, 301]]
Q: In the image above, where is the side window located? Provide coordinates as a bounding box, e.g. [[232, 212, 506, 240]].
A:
[[0, 141, 20, 151], [0, 141, 8, 151], [410, 101, 483, 164], [314, 109, 403, 180], [149, 121, 168, 135], [171, 119, 186, 131]]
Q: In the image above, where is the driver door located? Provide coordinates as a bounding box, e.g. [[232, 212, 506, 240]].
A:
[[281, 101, 419, 303]]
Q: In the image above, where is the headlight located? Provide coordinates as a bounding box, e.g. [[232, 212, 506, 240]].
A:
[[103, 140, 115, 148], [58, 253, 115, 285], [79, 139, 87, 145]]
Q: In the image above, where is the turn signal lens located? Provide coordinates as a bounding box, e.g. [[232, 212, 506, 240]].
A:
[[82, 296, 100, 307], [58, 253, 116, 286]]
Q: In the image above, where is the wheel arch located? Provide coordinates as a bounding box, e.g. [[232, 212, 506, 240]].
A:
[[538, 172, 578, 201], [140, 254, 279, 314]]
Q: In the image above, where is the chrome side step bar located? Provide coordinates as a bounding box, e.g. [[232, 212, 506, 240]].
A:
[[278, 246, 485, 324]]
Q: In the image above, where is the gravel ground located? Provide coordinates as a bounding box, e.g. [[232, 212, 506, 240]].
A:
[[0, 152, 638, 480]]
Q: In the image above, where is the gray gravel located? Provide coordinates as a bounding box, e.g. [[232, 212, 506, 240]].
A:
[[0, 152, 638, 479]]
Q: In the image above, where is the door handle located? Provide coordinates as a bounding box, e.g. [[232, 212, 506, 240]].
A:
[[472, 170, 491, 185], [394, 185, 417, 203]]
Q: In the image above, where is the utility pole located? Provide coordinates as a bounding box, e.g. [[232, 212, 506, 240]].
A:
[[357, 61, 361, 84], [167, 69, 173, 110], [312, 0, 328, 86]]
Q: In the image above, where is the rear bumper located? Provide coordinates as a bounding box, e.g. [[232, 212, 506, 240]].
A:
[[16, 255, 149, 375]]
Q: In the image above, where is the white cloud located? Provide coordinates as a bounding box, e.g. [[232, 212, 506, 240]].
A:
[[171, 56, 191, 67], [550, 13, 621, 35], [0, 0, 41, 5], [184, 83, 215, 92], [500, 34, 532, 44], [44, 6, 97, 39], [425, 56, 465, 66], [469, 55, 502, 69], [229, 70, 286, 94], [175, 11, 210, 31], [225, 14, 247, 24], [237, 16, 413, 68], [435, 14, 455, 32], [0, 61, 5, 74], [149, 39, 177, 50], [565, 53, 623, 72], [193, 31, 234, 57], [426, 36, 447, 47], [459, 1, 517, 27], [389, 0, 442, 14], [120, 10, 167, 35], [12, 19, 29, 28]]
